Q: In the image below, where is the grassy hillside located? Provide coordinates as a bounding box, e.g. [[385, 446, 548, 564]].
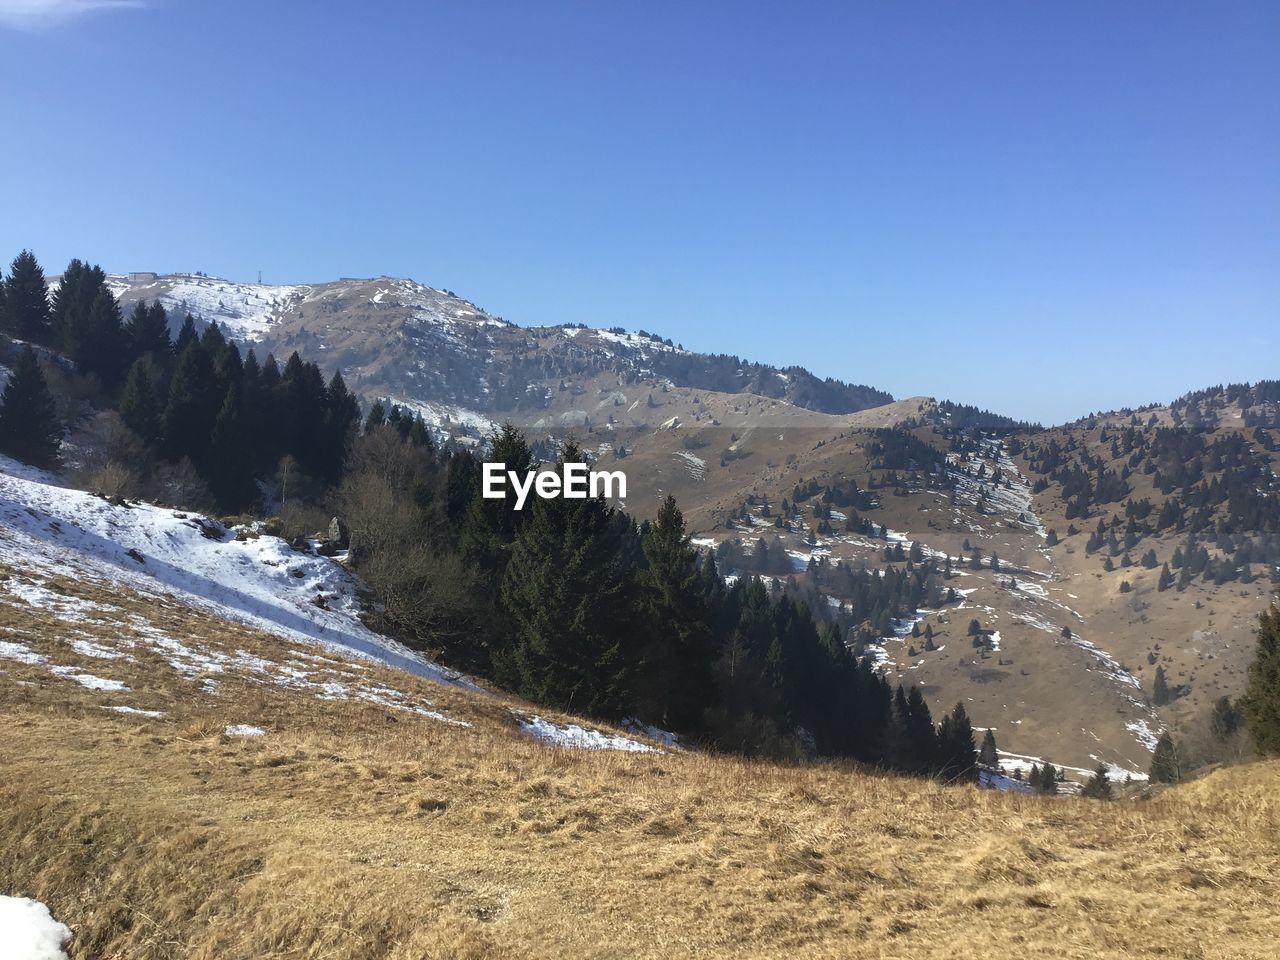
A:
[[574, 388, 1278, 780], [1, 561, 1277, 959]]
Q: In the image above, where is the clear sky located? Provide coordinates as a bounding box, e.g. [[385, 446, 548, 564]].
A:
[[1, 1, 1276, 424]]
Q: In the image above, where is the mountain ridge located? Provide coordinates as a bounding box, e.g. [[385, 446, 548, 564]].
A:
[[102, 271, 895, 425]]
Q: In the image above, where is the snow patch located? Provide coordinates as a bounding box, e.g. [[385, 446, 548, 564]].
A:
[[0, 641, 47, 665], [67, 639, 122, 660], [49, 667, 128, 691], [672, 451, 707, 480], [517, 715, 656, 753], [622, 718, 680, 748], [1125, 718, 1163, 752], [0, 896, 71, 960], [103, 705, 166, 719], [0, 456, 474, 691]]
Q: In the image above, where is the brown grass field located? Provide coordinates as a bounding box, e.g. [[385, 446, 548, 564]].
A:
[[1, 564, 1278, 959]]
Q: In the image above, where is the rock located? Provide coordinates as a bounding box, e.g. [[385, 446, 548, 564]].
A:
[[196, 519, 225, 540], [328, 517, 349, 549]]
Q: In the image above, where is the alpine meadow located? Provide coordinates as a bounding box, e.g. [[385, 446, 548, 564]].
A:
[[0, 4, 1277, 959]]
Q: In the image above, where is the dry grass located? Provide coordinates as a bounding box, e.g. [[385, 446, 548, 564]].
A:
[[1, 566, 1278, 959]]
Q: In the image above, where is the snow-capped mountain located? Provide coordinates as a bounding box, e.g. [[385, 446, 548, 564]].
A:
[[104, 272, 892, 436]]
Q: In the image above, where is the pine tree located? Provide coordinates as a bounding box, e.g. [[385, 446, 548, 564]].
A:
[[207, 384, 257, 510], [1241, 603, 1280, 756], [1081, 764, 1113, 800], [1, 250, 52, 343], [1149, 732, 1180, 783], [82, 286, 126, 389], [238, 350, 267, 473], [364, 400, 387, 433], [324, 370, 361, 481], [277, 352, 329, 476], [1209, 695, 1241, 743], [162, 341, 220, 464], [1039, 762, 1058, 795], [173, 313, 199, 357], [214, 339, 243, 392], [979, 728, 998, 767], [887, 685, 913, 771], [635, 495, 715, 730], [408, 414, 430, 449], [1153, 664, 1170, 706], [0, 345, 61, 468], [118, 358, 161, 444], [50, 259, 101, 352], [936, 702, 977, 782], [461, 423, 533, 579], [200, 320, 227, 354], [50, 262, 124, 386], [497, 444, 638, 717], [125, 300, 171, 360]]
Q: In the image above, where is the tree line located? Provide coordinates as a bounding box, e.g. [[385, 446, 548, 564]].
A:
[[0, 250, 358, 510], [1, 248, 982, 779], [340, 422, 980, 774]]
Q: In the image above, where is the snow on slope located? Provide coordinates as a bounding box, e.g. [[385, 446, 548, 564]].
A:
[[946, 438, 1046, 538], [518, 714, 658, 753], [385, 277, 509, 330], [0, 896, 71, 960], [0, 455, 471, 689], [106, 274, 310, 342], [0, 456, 665, 753], [107, 273, 510, 345]]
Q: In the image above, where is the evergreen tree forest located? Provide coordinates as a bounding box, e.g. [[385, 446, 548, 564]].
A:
[[338, 424, 973, 771], [0, 250, 978, 776], [1023, 418, 1280, 578], [0, 251, 359, 512]]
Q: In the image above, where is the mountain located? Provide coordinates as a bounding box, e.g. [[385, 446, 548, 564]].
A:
[[3, 268, 1279, 959], [90, 272, 1278, 783], [104, 272, 892, 441], [607, 385, 1277, 781]]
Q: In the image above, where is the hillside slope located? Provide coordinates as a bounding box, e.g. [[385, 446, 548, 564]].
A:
[[3, 399, 1279, 957], [598, 390, 1277, 781], [1, 550, 1277, 958], [69, 271, 1278, 786], [0, 455, 469, 688]]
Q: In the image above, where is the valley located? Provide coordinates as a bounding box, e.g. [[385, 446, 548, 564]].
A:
[[5, 8, 1276, 957], [94, 271, 1280, 782], [0, 267, 1275, 959]]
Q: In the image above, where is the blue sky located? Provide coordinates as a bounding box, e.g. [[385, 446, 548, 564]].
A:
[[1, 1, 1276, 424]]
